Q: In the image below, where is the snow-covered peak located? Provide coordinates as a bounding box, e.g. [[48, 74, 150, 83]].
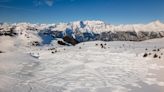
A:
[[69, 20, 105, 28], [147, 20, 164, 29], [83, 20, 105, 25], [150, 20, 162, 25], [69, 20, 164, 33], [0, 20, 164, 33], [71, 20, 104, 25]]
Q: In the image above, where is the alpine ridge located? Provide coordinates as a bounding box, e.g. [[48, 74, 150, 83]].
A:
[[0, 20, 164, 45]]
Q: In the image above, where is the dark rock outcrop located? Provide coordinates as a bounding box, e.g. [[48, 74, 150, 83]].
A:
[[31, 41, 41, 46], [0, 26, 17, 37], [143, 53, 148, 57], [57, 40, 67, 45], [63, 36, 79, 46], [153, 54, 158, 58], [100, 31, 138, 41], [99, 31, 164, 41]]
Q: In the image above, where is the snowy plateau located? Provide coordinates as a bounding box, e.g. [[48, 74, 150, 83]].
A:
[[0, 20, 164, 92]]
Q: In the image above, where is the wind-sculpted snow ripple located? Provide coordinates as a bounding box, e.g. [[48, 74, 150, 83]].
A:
[[21, 47, 163, 92], [1, 40, 164, 92]]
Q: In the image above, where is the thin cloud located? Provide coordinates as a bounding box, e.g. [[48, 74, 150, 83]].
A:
[[35, 0, 54, 7], [44, 0, 54, 6], [36, 0, 78, 7]]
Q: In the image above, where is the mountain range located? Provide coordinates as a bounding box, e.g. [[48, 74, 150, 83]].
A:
[[0, 20, 164, 45]]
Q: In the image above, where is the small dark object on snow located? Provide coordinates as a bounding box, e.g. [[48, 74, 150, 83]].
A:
[[145, 48, 148, 51], [48, 48, 56, 50], [153, 54, 158, 58], [149, 53, 151, 55], [157, 49, 160, 51], [0, 50, 4, 53], [79, 47, 81, 49], [57, 40, 67, 45], [95, 43, 98, 46], [31, 41, 40, 46], [152, 49, 156, 52], [143, 53, 148, 57], [104, 43, 107, 45], [100, 44, 104, 48], [159, 56, 161, 59], [161, 53, 163, 55], [52, 51, 55, 54]]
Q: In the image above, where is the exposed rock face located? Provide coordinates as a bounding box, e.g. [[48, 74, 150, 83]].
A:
[[0, 26, 17, 37], [38, 30, 55, 44], [100, 31, 164, 41], [52, 31, 63, 38], [57, 40, 67, 46], [100, 31, 137, 41], [63, 36, 79, 46]]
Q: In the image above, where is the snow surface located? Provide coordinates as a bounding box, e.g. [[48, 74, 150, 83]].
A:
[[0, 35, 164, 92]]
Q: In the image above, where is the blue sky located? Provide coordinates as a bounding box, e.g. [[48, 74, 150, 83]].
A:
[[0, 0, 164, 24]]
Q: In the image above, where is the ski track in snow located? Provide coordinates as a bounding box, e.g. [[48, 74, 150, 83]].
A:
[[1, 39, 164, 92]]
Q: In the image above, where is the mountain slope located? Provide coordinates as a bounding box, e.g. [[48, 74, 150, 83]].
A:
[[0, 20, 164, 45]]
